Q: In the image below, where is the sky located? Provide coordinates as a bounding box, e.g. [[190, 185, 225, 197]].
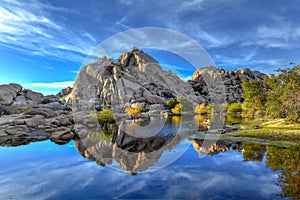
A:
[[1, 0, 300, 95]]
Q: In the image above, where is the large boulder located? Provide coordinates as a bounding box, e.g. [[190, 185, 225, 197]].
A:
[[0, 84, 22, 105], [0, 83, 44, 106]]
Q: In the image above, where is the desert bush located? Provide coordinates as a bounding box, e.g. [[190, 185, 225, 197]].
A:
[[22, 106, 32, 112], [90, 109, 115, 125]]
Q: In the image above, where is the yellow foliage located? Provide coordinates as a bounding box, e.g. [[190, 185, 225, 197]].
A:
[[194, 103, 209, 114], [172, 104, 181, 114], [125, 105, 144, 117], [58, 98, 65, 103]]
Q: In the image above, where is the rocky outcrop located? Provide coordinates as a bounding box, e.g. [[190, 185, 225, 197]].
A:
[[0, 83, 44, 106], [0, 105, 75, 146], [69, 47, 203, 110], [189, 66, 267, 102], [57, 87, 73, 97], [74, 121, 194, 174]]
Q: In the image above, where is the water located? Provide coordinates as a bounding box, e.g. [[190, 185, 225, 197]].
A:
[[0, 117, 299, 199]]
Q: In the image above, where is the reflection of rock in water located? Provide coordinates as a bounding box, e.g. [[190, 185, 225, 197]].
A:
[[74, 123, 192, 174], [191, 139, 243, 156]]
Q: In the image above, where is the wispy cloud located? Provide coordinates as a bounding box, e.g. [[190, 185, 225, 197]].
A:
[[69, 70, 79, 74], [22, 81, 74, 95], [0, 0, 96, 62], [24, 81, 74, 89]]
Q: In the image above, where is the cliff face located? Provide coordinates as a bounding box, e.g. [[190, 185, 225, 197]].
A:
[[70, 47, 203, 107], [189, 66, 267, 102]]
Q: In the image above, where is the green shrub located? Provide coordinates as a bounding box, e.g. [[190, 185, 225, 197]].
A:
[[91, 109, 115, 125], [227, 103, 242, 114], [177, 96, 193, 112], [166, 99, 178, 109]]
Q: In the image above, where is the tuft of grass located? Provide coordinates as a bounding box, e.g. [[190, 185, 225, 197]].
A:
[[22, 106, 32, 112], [224, 118, 300, 147]]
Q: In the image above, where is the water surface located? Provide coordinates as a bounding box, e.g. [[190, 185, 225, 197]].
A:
[[0, 117, 299, 199]]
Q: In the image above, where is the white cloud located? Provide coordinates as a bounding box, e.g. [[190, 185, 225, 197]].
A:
[[23, 81, 74, 89], [69, 70, 79, 74], [0, 0, 96, 62]]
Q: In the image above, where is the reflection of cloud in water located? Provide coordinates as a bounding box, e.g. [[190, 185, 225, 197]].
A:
[[0, 140, 282, 199]]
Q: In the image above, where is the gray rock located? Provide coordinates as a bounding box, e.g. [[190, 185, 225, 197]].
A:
[[26, 115, 45, 128], [55, 116, 71, 126], [190, 66, 267, 102], [0, 104, 6, 116], [5, 125, 29, 135], [24, 108, 56, 118], [0, 131, 8, 137], [148, 104, 163, 111], [0, 84, 19, 105], [69, 49, 203, 111]]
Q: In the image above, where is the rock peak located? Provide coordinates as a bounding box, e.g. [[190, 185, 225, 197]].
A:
[[130, 46, 139, 52]]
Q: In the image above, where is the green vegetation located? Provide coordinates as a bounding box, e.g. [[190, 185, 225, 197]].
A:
[[241, 66, 299, 123], [90, 108, 115, 125], [227, 102, 242, 114], [225, 119, 300, 146], [166, 98, 178, 109], [167, 96, 193, 114], [241, 79, 266, 118], [21, 106, 32, 112]]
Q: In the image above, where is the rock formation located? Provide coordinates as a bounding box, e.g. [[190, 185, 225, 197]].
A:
[[191, 139, 243, 156], [69, 47, 203, 110], [56, 86, 73, 97], [0, 83, 44, 106], [74, 122, 194, 174], [189, 66, 267, 102]]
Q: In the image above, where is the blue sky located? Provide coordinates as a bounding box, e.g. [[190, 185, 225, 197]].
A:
[[1, 0, 300, 94]]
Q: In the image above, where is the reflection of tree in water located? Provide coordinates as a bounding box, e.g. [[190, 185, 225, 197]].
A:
[[242, 143, 300, 200], [265, 146, 300, 200], [242, 143, 266, 162]]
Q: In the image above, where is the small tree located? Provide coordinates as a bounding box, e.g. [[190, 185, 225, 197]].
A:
[[194, 103, 208, 114], [172, 104, 181, 115], [166, 99, 178, 109], [126, 104, 145, 118], [241, 79, 266, 118], [227, 102, 242, 114], [177, 96, 193, 112]]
